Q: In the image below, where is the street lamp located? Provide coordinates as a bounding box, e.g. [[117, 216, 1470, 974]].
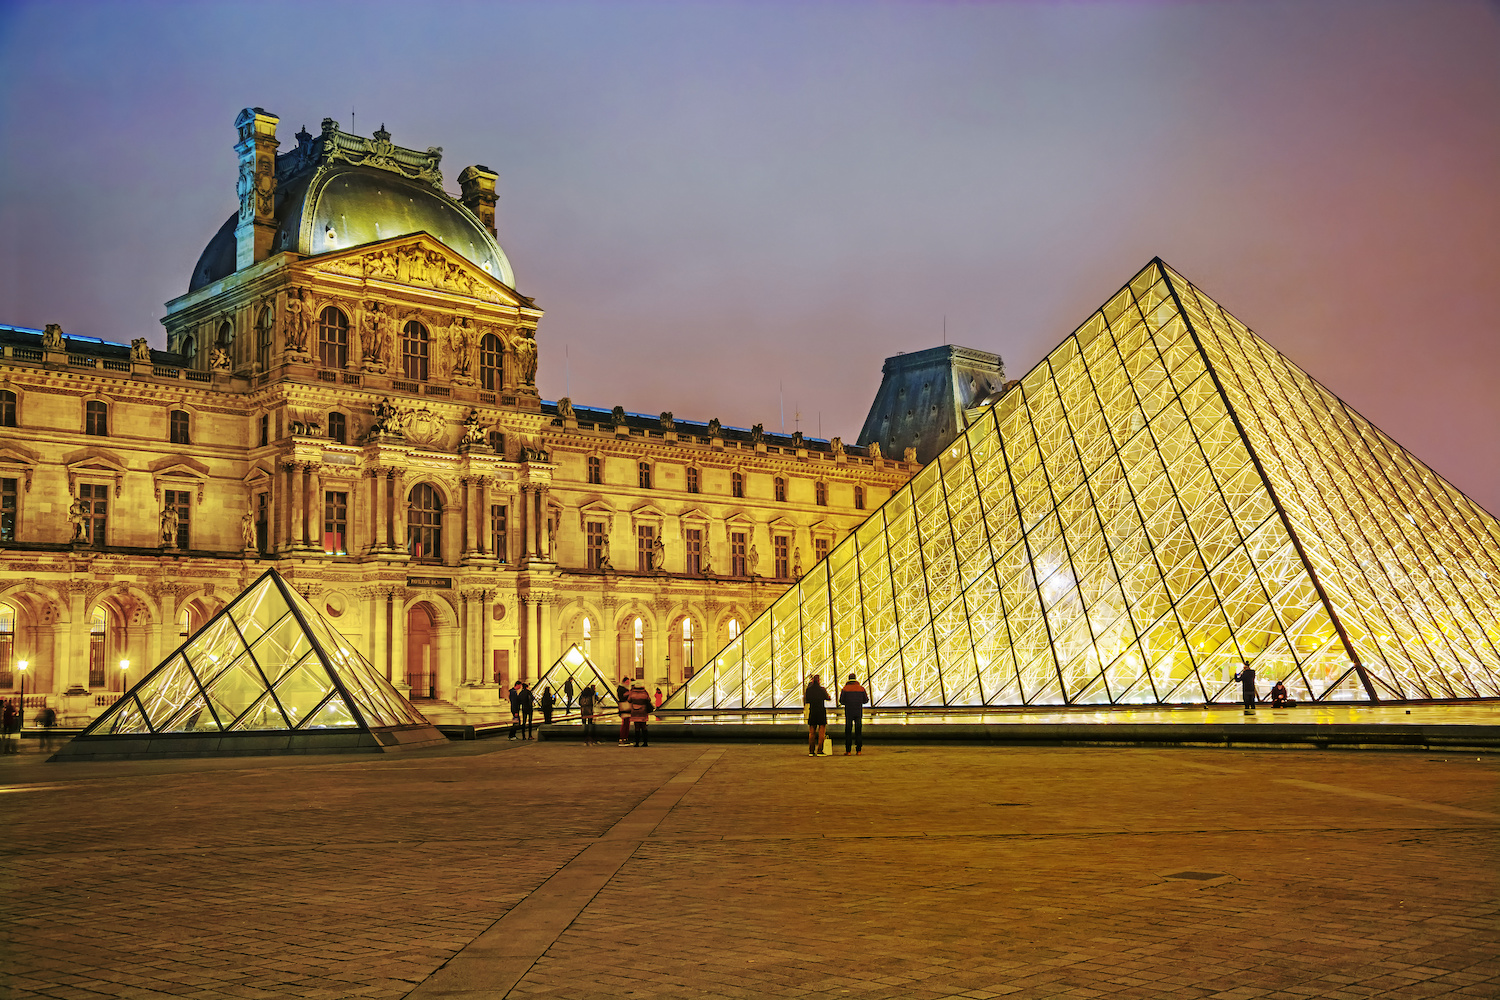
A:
[[119, 658, 130, 690], [16, 660, 27, 748]]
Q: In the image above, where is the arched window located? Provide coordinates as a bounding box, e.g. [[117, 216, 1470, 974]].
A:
[[774, 477, 787, 502], [633, 616, 645, 680], [479, 333, 503, 390], [681, 617, 695, 680], [407, 483, 443, 562], [178, 606, 193, 639], [89, 606, 108, 688], [402, 321, 429, 381], [0, 389, 16, 427], [726, 618, 740, 641], [319, 307, 350, 369], [85, 400, 108, 436], [217, 319, 234, 351], [256, 307, 273, 372], [731, 471, 744, 498], [0, 603, 15, 688], [181, 335, 197, 370], [582, 616, 592, 657], [327, 411, 346, 445]]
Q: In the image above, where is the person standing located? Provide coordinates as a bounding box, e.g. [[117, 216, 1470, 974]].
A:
[[628, 681, 653, 747], [838, 673, 869, 755], [520, 682, 536, 739], [804, 674, 831, 756], [540, 686, 556, 725], [1233, 663, 1257, 714], [579, 683, 597, 745], [1, 700, 18, 754], [617, 679, 632, 746], [36, 705, 57, 752], [564, 676, 575, 711], [507, 682, 523, 740]]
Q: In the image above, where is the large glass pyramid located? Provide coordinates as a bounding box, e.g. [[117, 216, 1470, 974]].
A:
[[669, 259, 1500, 711], [55, 569, 446, 758], [532, 644, 621, 713]]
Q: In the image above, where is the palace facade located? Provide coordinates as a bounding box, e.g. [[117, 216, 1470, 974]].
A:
[[0, 108, 930, 724]]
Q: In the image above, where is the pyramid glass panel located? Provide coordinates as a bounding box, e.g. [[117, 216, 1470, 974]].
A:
[[69, 569, 436, 753], [667, 260, 1500, 712], [532, 644, 620, 711]]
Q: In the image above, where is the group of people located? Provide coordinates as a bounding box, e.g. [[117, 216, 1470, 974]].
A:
[[505, 677, 667, 746], [1, 701, 57, 753], [1232, 664, 1296, 711], [802, 673, 869, 756]]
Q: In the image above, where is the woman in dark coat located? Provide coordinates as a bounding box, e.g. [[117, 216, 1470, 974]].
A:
[[804, 675, 831, 756]]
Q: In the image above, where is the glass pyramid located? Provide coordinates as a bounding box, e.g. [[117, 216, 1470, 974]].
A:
[[669, 259, 1500, 710], [532, 644, 621, 712], [70, 568, 436, 747]]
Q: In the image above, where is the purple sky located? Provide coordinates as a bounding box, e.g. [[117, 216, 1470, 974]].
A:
[[2, 1, 1497, 512]]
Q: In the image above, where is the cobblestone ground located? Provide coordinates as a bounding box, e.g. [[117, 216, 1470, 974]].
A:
[[1, 738, 1496, 999]]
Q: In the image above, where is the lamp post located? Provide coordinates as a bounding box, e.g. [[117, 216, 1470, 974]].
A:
[[16, 660, 26, 751], [119, 658, 130, 691]]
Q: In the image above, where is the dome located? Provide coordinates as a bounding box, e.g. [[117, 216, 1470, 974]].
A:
[[189, 125, 514, 292]]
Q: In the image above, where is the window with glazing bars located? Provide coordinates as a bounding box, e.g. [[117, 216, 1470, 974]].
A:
[[79, 483, 107, 547], [256, 307, 273, 372], [318, 307, 349, 369], [255, 492, 269, 555], [730, 531, 746, 576], [408, 483, 442, 561], [327, 412, 346, 444], [685, 528, 703, 574], [85, 400, 107, 436], [169, 410, 190, 445], [774, 477, 786, 502], [854, 486, 865, 510], [814, 537, 829, 563], [324, 491, 348, 555], [686, 467, 699, 493], [1, 479, 16, 542], [0, 390, 16, 427], [815, 480, 827, 505], [0, 604, 13, 687], [480, 333, 503, 390], [163, 489, 191, 550], [774, 535, 790, 578], [588, 456, 603, 485], [638, 462, 652, 489], [587, 521, 606, 570], [732, 471, 744, 498], [636, 525, 655, 572], [491, 504, 507, 563], [402, 321, 429, 381]]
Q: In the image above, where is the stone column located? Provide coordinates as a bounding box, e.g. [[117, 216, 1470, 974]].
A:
[[538, 595, 554, 674], [477, 589, 491, 689], [308, 465, 324, 551], [289, 462, 306, 550], [476, 479, 489, 557], [518, 595, 534, 682], [393, 472, 408, 554], [518, 486, 533, 560], [390, 589, 408, 692]]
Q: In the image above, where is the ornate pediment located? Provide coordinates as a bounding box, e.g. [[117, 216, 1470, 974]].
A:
[[307, 235, 523, 307]]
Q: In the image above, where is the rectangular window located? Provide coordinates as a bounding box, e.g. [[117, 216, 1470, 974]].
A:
[[854, 486, 865, 510], [85, 401, 108, 436], [488, 431, 505, 455], [0, 625, 12, 688], [587, 521, 606, 570], [259, 415, 269, 448], [79, 483, 108, 548], [89, 626, 105, 688], [774, 477, 786, 502], [327, 412, 346, 444], [732, 472, 744, 498], [636, 525, 655, 572], [0, 390, 16, 427], [164, 489, 192, 550], [169, 410, 191, 445], [814, 537, 829, 563], [491, 504, 508, 563], [587, 456, 603, 485], [686, 467, 699, 493], [815, 481, 827, 506], [685, 528, 703, 575], [324, 491, 348, 555], [774, 534, 790, 579], [638, 462, 652, 489], [255, 492, 269, 555], [0, 478, 15, 542], [730, 531, 746, 576]]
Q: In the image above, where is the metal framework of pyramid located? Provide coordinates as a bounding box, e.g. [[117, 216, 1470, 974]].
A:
[[54, 569, 446, 759], [669, 259, 1500, 712], [532, 644, 621, 712]]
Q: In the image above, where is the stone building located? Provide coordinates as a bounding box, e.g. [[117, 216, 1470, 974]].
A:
[[0, 109, 917, 724]]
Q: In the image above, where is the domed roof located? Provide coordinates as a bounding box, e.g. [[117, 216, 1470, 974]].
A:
[[190, 122, 514, 292]]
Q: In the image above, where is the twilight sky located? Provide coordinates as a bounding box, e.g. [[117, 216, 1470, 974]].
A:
[[1, 1, 1497, 512]]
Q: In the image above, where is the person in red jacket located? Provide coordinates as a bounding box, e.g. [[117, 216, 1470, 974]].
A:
[[627, 682, 654, 747], [839, 674, 869, 755]]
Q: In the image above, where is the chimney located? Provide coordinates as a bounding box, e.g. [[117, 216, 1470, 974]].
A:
[[458, 165, 499, 237], [233, 107, 280, 270]]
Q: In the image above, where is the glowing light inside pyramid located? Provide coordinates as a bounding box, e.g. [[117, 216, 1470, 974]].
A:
[[668, 261, 1500, 710]]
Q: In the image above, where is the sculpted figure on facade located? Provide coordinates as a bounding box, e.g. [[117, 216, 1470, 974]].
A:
[[514, 329, 538, 387], [750, 423, 764, 446], [160, 505, 179, 548], [903, 446, 917, 464], [68, 498, 87, 542], [42, 324, 65, 351], [460, 408, 487, 447], [866, 441, 881, 460], [284, 288, 309, 355], [130, 338, 152, 363], [557, 397, 575, 420], [794, 546, 803, 578], [659, 411, 675, 431], [597, 536, 612, 571], [708, 417, 722, 438], [651, 535, 666, 572], [830, 436, 845, 457], [209, 347, 231, 373], [611, 405, 627, 429], [370, 397, 405, 437], [241, 509, 256, 550], [748, 544, 761, 577], [236, 161, 255, 222], [366, 302, 392, 371], [254, 159, 275, 216], [447, 318, 475, 381]]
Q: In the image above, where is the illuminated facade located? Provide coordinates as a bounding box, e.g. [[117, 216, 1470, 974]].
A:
[[670, 259, 1500, 710]]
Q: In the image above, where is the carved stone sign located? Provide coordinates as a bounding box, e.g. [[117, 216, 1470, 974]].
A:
[[406, 577, 452, 589]]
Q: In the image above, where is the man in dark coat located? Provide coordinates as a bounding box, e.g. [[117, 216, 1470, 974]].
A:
[[520, 682, 536, 739], [507, 682, 523, 740], [627, 682, 653, 747], [1233, 663, 1257, 713], [839, 673, 870, 755]]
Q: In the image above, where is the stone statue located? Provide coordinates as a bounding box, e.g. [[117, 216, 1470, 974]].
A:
[[447, 318, 474, 379], [794, 546, 803, 577], [42, 324, 65, 351], [651, 535, 665, 572], [460, 408, 487, 446], [660, 411, 675, 431], [237, 161, 255, 222], [611, 405, 627, 428], [708, 417, 722, 438], [254, 159, 275, 216], [830, 436, 845, 457], [867, 441, 882, 461], [903, 446, 917, 464], [160, 505, 179, 548], [241, 509, 256, 550], [514, 329, 538, 386], [750, 423, 764, 446], [130, 338, 152, 363], [700, 547, 714, 576], [364, 301, 391, 370], [597, 536, 612, 571], [791, 431, 804, 449], [557, 397, 575, 420], [370, 397, 405, 436], [748, 544, 761, 577], [209, 347, 231, 372], [284, 289, 309, 355], [68, 499, 87, 542]]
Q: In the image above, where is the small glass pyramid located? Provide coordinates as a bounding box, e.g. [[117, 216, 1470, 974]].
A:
[[668, 259, 1500, 711], [57, 569, 443, 758], [531, 644, 622, 712]]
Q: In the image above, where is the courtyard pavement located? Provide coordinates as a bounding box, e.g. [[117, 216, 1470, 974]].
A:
[[1, 732, 1497, 1000]]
